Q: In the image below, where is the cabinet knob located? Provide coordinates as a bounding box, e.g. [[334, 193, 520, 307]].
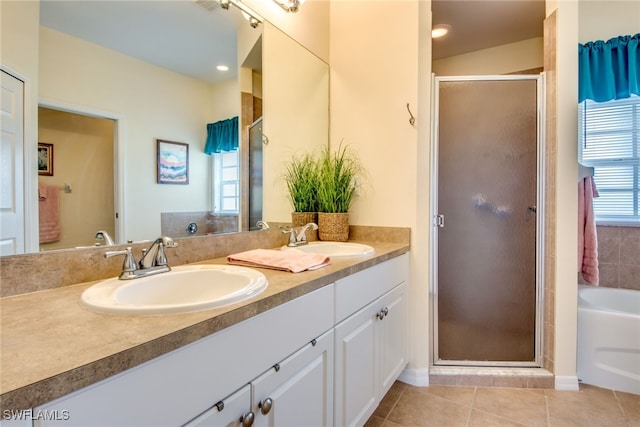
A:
[[259, 397, 273, 415], [377, 307, 389, 320], [239, 411, 255, 427]]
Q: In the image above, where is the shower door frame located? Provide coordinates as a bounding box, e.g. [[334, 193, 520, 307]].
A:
[[430, 74, 546, 367]]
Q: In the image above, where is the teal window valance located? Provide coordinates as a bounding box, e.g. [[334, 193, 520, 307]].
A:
[[579, 33, 640, 102], [204, 116, 239, 154]]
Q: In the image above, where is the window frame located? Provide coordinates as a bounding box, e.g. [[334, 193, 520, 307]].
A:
[[211, 150, 240, 214], [578, 95, 640, 226]]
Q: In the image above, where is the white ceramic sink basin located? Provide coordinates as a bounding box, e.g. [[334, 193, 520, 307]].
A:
[[282, 241, 374, 257], [80, 264, 267, 315]]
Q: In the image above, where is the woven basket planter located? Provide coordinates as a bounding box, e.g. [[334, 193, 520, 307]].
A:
[[317, 212, 349, 242], [291, 212, 318, 240]]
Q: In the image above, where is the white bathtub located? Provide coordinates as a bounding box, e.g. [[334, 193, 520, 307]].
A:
[[577, 285, 640, 395]]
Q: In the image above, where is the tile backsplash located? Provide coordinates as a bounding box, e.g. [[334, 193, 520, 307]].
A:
[[0, 226, 411, 298], [580, 225, 640, 290]]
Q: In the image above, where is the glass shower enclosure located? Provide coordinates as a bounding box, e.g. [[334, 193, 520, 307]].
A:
[[432, 76, 544, 365]]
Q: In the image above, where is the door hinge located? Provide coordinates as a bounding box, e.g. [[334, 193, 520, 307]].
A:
[[435, 214, 445, 227]]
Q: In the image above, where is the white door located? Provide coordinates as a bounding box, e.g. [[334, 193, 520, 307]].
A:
[[378, 283, 407, 397], [0, 70, 25, 255], [334, 304, 378, 427]]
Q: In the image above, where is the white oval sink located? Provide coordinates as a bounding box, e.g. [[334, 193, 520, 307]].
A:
[[80, 264, 267, 315], [282, 241, 374, 257]]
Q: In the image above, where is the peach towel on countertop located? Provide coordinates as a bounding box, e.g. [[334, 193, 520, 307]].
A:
[[39, 183, 61, 243], [227, 249, 330, 273], [578, 176, 599, 285]]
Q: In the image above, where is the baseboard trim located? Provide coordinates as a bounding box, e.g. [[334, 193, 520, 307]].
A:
[[398, 368, 430, 387], [555, 375, 580, 391]]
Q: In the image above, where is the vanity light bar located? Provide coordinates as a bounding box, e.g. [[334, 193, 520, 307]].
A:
[[218, 0, 263, 26], [273, 0, 303, 13]]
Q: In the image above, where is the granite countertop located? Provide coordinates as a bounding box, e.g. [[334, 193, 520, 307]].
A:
[[0, 241, 409, 412]]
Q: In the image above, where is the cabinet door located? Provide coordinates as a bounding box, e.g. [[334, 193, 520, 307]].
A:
[[333, 303, 379, 427], [378, 282, 407, 396], [183, 384, 253, 427], [252, 330, 333, 427]]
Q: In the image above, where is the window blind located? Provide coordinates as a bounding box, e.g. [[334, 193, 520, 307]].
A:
[[578, 95, 640, 224]]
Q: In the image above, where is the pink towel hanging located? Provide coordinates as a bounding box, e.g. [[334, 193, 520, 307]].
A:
[[578, 176, 599, 285], [39, 183, 61, 243]]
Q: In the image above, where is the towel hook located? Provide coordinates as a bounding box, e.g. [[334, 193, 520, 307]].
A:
[[406, 103, 415, 126]]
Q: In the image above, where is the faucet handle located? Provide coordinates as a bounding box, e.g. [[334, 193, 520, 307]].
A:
[[296, 223, 318, 243], [155, 237, 177, 266], [280, 226, 297, 245], [155, 243, 168, 267], [105, 247, 138, 278]]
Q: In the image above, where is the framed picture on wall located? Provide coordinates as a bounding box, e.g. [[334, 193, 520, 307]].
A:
[[38, 143, 54, 176], [157, 139, 189, 185]]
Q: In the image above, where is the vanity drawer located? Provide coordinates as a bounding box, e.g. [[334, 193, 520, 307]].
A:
[[335, 254, 409, 323]]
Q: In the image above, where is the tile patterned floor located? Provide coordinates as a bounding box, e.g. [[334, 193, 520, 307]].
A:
[[365, 381, 640, 427]]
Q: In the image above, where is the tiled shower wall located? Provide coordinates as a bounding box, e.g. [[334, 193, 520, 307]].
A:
[[580, 226, 640, 290]]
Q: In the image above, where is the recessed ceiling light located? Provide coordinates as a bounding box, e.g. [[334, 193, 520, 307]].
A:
[[432, 24, 451, 39], [217, 65, 229, 71]]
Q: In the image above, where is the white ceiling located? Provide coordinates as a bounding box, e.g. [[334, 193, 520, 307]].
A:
[[432, 0, 545, 60], [39, 0, 246, 84]]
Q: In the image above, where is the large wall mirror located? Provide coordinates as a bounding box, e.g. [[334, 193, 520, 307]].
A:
[[1, 0, 329, 255]]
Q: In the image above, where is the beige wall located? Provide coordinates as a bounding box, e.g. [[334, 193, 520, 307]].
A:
[[579, 0, 640, 43], [330, 0, 428, 380], [433, 37, 544, 75], [547, 0, 580, 389]]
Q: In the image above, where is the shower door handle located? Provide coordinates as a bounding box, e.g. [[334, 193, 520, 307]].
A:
[[435, 214, 445, 227], [528, 206, 537, 213]]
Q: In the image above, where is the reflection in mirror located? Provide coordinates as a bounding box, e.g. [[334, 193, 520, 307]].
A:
[[262, 23, 330, 224], [0, 0, 329, 257], [37, 107, 115, 251]]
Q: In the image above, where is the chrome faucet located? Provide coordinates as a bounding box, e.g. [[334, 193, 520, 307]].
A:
[[95, 230, 115, 246], [105, 236, 178, 280], [256, 220, 270, 230], [281, 223, 318, 247]]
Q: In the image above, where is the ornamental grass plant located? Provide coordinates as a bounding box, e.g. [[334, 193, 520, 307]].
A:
[[316, 143, 363, 214], [282, 152, 319, 213]]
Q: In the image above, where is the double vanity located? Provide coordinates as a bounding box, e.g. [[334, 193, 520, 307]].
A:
[[0, 228, 410, 426]]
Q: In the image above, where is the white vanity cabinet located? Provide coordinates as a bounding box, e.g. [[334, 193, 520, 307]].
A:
[[28, 252, 409, 427], [333, 254, 408, 427]]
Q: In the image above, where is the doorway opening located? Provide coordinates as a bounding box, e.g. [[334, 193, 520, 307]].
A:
[[37, 101, 121, 249]]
